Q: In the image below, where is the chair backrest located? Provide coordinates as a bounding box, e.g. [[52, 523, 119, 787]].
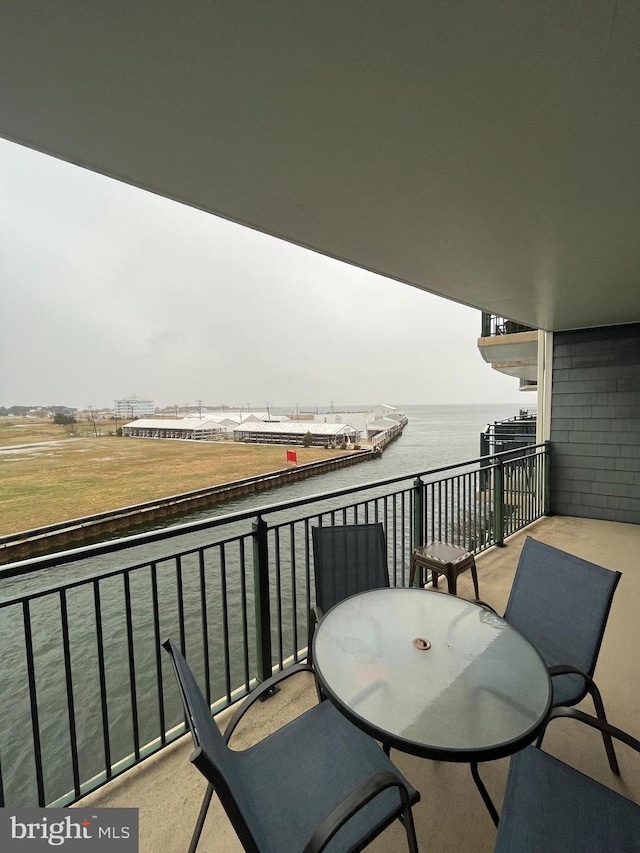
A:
[[162, 639, 258, 852], [504, 537, 621, 678], [312, 523, 390, 613]]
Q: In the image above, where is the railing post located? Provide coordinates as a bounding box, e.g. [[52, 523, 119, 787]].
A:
[[543, 440, 553, 516], [494, 460, 505, 547], [479, 431, 490, 491], [252, 515, 278, 697], [412, 477, 424, 586]]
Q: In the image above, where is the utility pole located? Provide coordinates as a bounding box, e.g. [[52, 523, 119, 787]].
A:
[[196, 399, 203, 418], [88, 405, 98, 437]]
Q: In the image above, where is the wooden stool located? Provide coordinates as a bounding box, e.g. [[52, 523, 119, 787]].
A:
[[410, 542, 479, 598]]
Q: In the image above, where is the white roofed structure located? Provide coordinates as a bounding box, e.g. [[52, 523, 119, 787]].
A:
[[122, 419, 226, 440], [234, 421, 356, 447]]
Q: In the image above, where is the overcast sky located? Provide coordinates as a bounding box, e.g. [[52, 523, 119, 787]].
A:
[[0, 138, 526, 411]]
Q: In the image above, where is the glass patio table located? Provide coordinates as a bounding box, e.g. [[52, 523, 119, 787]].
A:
[[312, 587, 552, 824]]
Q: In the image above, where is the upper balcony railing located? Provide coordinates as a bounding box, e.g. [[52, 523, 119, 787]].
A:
[[481, 312, 536, 338], [0, 444, 550, 809]]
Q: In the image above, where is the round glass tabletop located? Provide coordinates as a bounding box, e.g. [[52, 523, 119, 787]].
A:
[[313, 588, 552, 761]]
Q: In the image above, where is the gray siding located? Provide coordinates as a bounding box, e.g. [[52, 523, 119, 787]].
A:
[[550, 324, 640, 523]]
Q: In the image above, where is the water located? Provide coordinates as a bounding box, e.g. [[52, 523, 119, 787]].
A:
[[0, 403, 534, 806]]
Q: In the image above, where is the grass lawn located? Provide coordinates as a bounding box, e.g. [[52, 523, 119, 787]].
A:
[[0, 429, 349, 535]]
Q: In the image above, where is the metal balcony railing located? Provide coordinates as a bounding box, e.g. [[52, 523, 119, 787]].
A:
[[0, 444, 550, 809], [481, 312, 536, 338]]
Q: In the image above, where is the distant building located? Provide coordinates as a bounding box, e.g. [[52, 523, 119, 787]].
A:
[[114, 395, 154, 419]]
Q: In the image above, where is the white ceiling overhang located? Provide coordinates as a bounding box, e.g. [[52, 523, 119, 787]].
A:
[[1, 1, 639, 331]]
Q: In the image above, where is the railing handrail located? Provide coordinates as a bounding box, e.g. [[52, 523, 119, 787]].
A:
[[0, 444, 547, 580]]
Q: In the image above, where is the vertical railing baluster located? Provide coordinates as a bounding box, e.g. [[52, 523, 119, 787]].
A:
[[176, 556, 186, 654], [304, 517, 312, 649], [23, 600, 45, 806], [150, 563, 165, 745], [274, 528, 283, 670], [220, 545, 231, 701], [289, 523, 299, 661], [123, 572, 140, 761], [59, 590, 81, 799], [400, 490, 406, 587], [252, 515, 274, 690], [494, 460, 505, 547], [198, 549, 211, 706], [93, 580, 112, 780], [544, 441, 552, 515], [239, 539, 250, 691], [412, 477, 424, 587]]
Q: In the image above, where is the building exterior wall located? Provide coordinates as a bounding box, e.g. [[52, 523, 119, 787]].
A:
[[550, 324, 640, 523]]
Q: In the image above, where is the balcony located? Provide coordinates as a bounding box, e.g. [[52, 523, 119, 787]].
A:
[[477, 313, 538, 389], [71, 513, 640, 852], [1, 445, 638, 851]]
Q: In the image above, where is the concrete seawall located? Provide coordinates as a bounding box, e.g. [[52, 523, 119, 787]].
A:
[[0, 450, 375, 564]]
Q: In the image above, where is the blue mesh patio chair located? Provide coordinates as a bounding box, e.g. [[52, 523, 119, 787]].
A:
[[499, 536, 622, 773], [494, 707, 640, 852], [163, 639, 420, 853], [309, 523, 390, 667]]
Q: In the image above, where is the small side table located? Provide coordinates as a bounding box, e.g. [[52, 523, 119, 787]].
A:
[[410, 542, 479, 598]]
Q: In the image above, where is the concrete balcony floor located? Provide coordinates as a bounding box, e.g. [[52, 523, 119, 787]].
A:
[[76, 515, 640, 852]]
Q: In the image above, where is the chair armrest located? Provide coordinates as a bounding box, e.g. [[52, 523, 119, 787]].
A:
[[547, 662, 593, 698], [301, 771, 415, 853], [223, 663, 315, 743], [547, 663, 589, 678], [546, 706, 640, 754]]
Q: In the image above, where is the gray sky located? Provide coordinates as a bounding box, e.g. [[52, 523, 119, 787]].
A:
[[0, 138, 526, 411]]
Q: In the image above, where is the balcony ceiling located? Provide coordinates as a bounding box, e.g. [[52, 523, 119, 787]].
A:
[[2, 2, 639, 332]]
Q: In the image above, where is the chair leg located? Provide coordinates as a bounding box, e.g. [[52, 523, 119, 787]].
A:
[[432, 569, 438, 588], [395, 783, 420, 853], [538, 674, 621, 776], [400, 805, 419, 853], [189, 782, 215, 853], [588, 680, 621, 775]]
